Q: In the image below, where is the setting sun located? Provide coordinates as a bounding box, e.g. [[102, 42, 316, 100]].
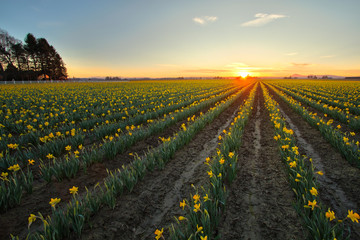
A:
[[237, 71, 251, 78]]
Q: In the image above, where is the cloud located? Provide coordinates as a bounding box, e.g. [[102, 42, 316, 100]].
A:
[[291, 63, 312, 67], [193, 16, 218, 25], [285, 52, 298, 56], [241, 13, 287, 27]]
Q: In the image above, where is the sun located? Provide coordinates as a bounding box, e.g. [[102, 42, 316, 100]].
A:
[[237, 71, 250, 78]]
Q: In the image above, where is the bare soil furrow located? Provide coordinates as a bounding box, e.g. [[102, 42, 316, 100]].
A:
[[218, 85, 304, 240], [267, 85, 360, 239], [78, 87, 251, 240]]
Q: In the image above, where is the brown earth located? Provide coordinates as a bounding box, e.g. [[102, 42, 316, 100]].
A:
[[217, 84, 305, 239], [0, 87, 243, 239], [266, 84, 360, 240], [2, 82, 360, 240], [78, 85, 252, 240]]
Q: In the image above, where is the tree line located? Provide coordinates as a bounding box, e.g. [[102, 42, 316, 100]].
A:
[[0, 28, 67, 81]]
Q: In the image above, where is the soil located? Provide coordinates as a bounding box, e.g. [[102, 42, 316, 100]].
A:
[[78, 85, 251, 240], [217, 85, 305, 240], [0, 87, 243, 239], [2, 82, 359, 240], [266, 84, 360, 239]]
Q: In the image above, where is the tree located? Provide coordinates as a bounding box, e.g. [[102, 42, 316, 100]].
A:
[[0, 29, 67, 80]]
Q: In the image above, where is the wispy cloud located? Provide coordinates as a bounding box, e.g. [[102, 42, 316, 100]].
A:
[[241, 13, 287, 27], [285, 52, 298, 56], [193, 16, 218, 25], [291, 63, 312, 67]]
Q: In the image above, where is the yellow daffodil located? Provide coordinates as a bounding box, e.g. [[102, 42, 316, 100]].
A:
[[219, 158, 225, 165], [179, 199, 186, 210], [65, 145, 71, 151], [310, 187, 318, 196], [154, 228, 163, 240], [178, 216, 186, 221], [194, 203, 201, 212], [325, 209, 336, 221], [307, 200, 317, 210], [46, 153, 55, 159], [347, 210, 360, 223], [1, 172, 9, 181], [193, 194, 200, 203], [28, 214, 36, 228], [28, 159, 35, 165], [228, 152, 234, 158], [69, 186, 78, 195], [196, 224, 203, 233], [316, 171, 324, 175], [8, 164, 20, 172], [49, 198, 61, 209]]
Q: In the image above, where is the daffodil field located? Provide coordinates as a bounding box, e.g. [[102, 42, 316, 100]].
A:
[[0, 79, 359, 239]]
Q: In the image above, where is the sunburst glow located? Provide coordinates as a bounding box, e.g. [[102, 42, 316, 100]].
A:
[[237, 71, 251, 78]]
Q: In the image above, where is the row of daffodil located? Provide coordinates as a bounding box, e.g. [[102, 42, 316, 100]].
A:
[[0, 81, 221, 136], [13, 81, 251, 239], [0, 83, 234, 173], [38, 84, 242, 182], [268, 81, 360, 131], [269, 80, 360, 110], [0, 84, 244, 212], [265, 83, 360, 168], [271, 80, 360, 116], [0, 81, 233, 157], [261, 83, 359, 239], [161, 83, 257, 240]]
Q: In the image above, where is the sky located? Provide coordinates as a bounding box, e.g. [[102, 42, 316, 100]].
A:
[[1, 0, 360, 78]]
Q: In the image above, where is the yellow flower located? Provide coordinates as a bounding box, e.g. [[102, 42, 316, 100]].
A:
[[28, 159, 35, 165], [296, 173, 302, 178], [7, 143, 19, 149], [28, 214, 36, 228], [8, 164, 20, 172], [347, 210, 360, 223], [218, 173, 222, 178], [46, 153, 54, 159], [316, 171, 324, 176], [325, 209, 336, 221], [200, 236, 208, 240], [193, 194, 200, 203], [205, 157, 210, 163], [218, 135, 222, 141], [337, 125, 341, 129], [1, 172, 9, 181], [203, 194, 209, 202], [49, 198, 61, 208], [69, 186, 78, 195], [310, 187, 318, 196], [78, 144, 83, 150], [219, 158, 225, 165], [194, 203, 201, 212], [196, 224, 203, 233], [228, 152, 234, 158], [180, 199, 186, 210], [289, 161, 297, 168], [178, 216, 186, 221], [154, 228, 163, 240], [65, 145, 71, 151], [207, 170, 213, 178], [307, 200, 317, 210]]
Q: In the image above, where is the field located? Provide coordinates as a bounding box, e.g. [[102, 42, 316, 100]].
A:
[[0, 79, 359, 240]]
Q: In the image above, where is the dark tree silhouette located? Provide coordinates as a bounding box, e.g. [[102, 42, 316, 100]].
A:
[[0, 28, 67, 80]]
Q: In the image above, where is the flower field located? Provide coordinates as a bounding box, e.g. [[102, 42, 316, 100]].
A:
[[0, 79, 359, 240]]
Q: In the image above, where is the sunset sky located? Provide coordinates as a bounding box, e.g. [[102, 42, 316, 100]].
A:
[[2, 0, 360, 78]]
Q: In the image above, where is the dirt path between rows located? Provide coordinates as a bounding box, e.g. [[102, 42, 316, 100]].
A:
[[77, 86, 252, 240], [0, 87, 246, 239], [266, 85, 360, 239], [217, 84, 305, 239]]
